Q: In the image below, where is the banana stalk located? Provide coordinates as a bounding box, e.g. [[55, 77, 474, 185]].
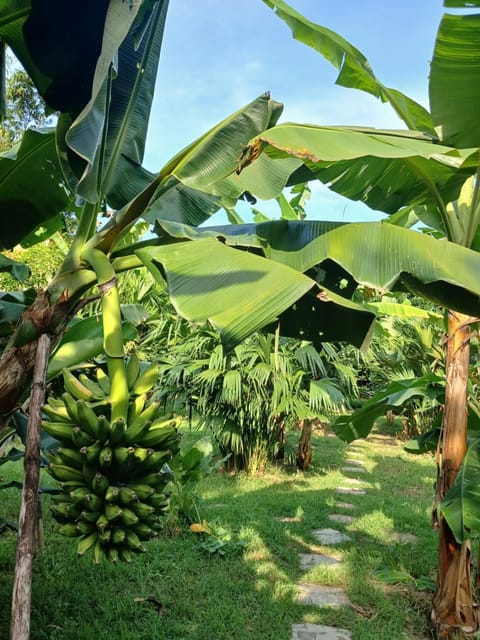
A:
[[81, 248, 128, 422]]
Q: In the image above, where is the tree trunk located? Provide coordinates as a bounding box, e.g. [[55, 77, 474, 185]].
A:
[[10, 333, 50, 640], [296, 418, 313, 470], [432, 311, 478, 638]]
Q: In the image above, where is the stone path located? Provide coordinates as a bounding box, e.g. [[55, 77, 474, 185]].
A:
[[288, 434, 418, 639]]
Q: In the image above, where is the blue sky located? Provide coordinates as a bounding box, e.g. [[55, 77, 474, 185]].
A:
[[143, 1, 451, 224]]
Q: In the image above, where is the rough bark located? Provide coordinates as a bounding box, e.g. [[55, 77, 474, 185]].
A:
[[432, 311, 478, 638], [296, 418, 313, 470], [10, 333, 50, 640]]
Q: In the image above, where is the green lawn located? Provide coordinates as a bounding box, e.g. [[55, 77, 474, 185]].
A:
[[0, 427, 437, 639]]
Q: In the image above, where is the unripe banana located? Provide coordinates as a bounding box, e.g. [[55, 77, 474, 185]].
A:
[[133, 470, 169, 489], [94, 539, 104, 564], [126, 353, 141, 390], [147, 493, 170, 509], [124, 483, 155, 501], [77, 531, 98, 557], [105, 486, 120, 503], [135, 450, 171, 474], [48, 464, 84, 483], [107, 546, 119, 563], [113, 446, 134, 466], [95, 368, 111, 395], [92, 472, 109, 497], [57, 447, 84, 470], [99, 445, 113, 468], [79, 511, 102, 524], [104, 503, 123, 523], [83, 493, 104, 512], [131, 521, 156, 540], [78, 373, 106, 400], [127, 401, 161, 433], [129, 501, 155, 520], [50, 501, 82, 521], [112, 527, 126, 546], [63, 368, 94, 402], [96, 513, 109, 533], [82, 462, 97, 489], [118, 486, 138, 505], [132, 446, 154, 464], [120, 507, 139, 527], [76, 400, 101, 439], [62, 392, 81, 424], [42, 404, 71, 423], [127, 393, 147, 425], [41, 421, 75, 446], [57, 522, 82, 538], [123, 419, 152, 447], [69, 486, 93, 504], [110, 417, 127, 445], [125, 529, 145, 552], [132, 362, 159, 395], [118, 547, 132, 563], [96, 415, 110, 443], [59, 479, 85, 492], [72, 426, 95, 448], [80, 442, 102, 466], [76, 520, 96, 536], [137, 423, 178, 449]]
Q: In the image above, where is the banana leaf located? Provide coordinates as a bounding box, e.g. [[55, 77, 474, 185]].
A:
[[59, 0, 170, 207], [261, 0, 435, 134], [0, 129, 70, 249], [440, 437, 480, 542], [237, 124, 477, 216], [332, 374, 444, 443], [430, 12, 480, 147]]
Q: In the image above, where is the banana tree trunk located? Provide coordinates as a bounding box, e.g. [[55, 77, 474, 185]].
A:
[[432, 311, 478, 638]]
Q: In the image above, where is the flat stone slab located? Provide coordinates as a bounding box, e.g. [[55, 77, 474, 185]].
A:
[[297, 583, 350, 608], [342, 477, 364, 485], [390, 532, 418, 544], [344, 459, 365, 466], [334, 501, 356, 510], [312, 528, 351, 544], [276, 516, 302, 523], [328, 513, 355, 524], [336, 487, 366, 496], [342, 466, 366, 474], [292, 623, 352, 640], [300, 553, 342, 569]]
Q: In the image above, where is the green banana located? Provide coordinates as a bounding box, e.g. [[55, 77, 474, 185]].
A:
[[78, 373, 106, 400], [76, 400, 101, 439], [42, 404, 71, 423], [92, 472, 109, 496], [118, 547, 132, 563], [79, 510, 102, 524], [131, 446, 154, 464], [59, 479, 85, 492], [132, 362, 159, 395], [125, 529, 145, 552], [72, 426, 95, 448], [129, 501, 155, 520], [96, 415, 110, 443], [62, 392, 81, 423], [107, 546, 119, 563], [135, 450, 171, 474], [120, 507, 139, 527], [105, 486, 120, 503], [147, 493, 170, 509], [50, 501, 82, 521], [57, 523, 82, 538], [83, 493, 104, 512], [63, 368, 94, 402], [126, 353, 141, 390], [137, 423, 178, 449], [99, 445, 113, 468], [124, 483, 155, 501], [110, 417, 127, 445], [69, 486, 93, 504], [112, 527, 126, 546], [127, 393, 147, 425], [76, 520, 96, 536], [113, 446, 134, 466], [131, 521, 156, 540], [133, 470, 169, 489], [118, 486, 138, 505], [48, 464, 84, 483], [96, 513, 109, 532], [57, 447, 84, 470], [104, 503, 123, 522], [41, 421, 75, 446], [123, 419, 152, 447], [127, 401, 161, 433], [93, 539, 104, 564], [77, 531, 98, 557], [80, 442, 102, 465], [95, 368, 111, 395]]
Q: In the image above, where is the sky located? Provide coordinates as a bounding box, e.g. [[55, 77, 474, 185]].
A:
[[142, 0, 455, 224]]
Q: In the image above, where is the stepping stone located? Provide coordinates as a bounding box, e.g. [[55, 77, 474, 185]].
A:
[[291, 623, 352, 640], [297, 583, 350, 608], [390, 532, 418, 544], [328, 513, 355, 525], [299, 553, 342, 569], [334, 501, 356, 510], [312, 528, 351, 544], [342, 477, 364, 485], [344, 459, 365, 466], [277, 516, 302, 523], [342, 466, 366, 473], [336, 487, 366, 496]]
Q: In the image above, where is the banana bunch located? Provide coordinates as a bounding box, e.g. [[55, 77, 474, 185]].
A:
[[43, 356, 181, 564]]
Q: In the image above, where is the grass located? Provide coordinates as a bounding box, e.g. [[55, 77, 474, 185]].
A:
[[0, 423, 438, 640]]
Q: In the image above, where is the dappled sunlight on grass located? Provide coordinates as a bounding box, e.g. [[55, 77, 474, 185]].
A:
[[349, 509, 395, 543]]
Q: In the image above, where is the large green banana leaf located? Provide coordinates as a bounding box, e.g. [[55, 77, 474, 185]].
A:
[[430, 11, 480, 148], [135, 219, 480, 350], [237, 124, 477, 216], [440, 438, 480, 543], [96, 93, 284, 251], [261, 0, 434, 133], [58, 1, 169, 207], [0, 129, 70, 249]]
